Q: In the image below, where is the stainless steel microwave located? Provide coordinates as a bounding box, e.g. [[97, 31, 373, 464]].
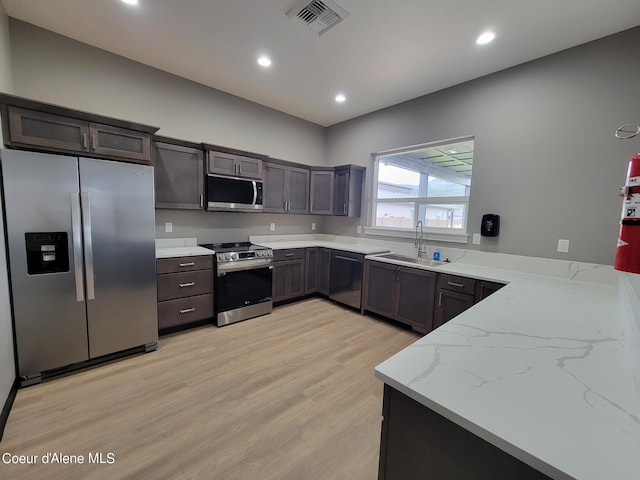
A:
[[206, 174, 263, 212]]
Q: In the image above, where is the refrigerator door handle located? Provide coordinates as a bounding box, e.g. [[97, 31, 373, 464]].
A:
[[70, 193, 85, 302], [81, 191, 96, 300]]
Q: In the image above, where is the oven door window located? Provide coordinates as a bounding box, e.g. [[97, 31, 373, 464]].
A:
[[216, 267, 272, 312]]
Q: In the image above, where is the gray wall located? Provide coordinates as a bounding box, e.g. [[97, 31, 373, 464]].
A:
[[325, 27, 640, 265], [0, 1, 15, 425], [8, 20, 328, 242]]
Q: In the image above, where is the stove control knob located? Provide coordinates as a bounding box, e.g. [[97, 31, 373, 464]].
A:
[[224, 253, 231, 261], [230, 253, 239, 261]]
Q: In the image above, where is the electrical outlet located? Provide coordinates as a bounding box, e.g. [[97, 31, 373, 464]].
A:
[[311, 222, 316, 231], [557, 239, 570, 253], [356, 225, 362, 234], [270, 223, 276, 232], [164, 222, 173, 233], [472, 233, 481, 245]]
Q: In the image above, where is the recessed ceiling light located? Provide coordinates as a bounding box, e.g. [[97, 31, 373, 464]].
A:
[[335, 93, 346, 103], [476, 31, 496, 45], [257, 55, 272, 68], [121, 0, 138, 5], [448, 149, 457, 154]]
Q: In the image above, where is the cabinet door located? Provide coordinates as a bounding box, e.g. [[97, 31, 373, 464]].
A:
[[305, 247, 318, 294], [474, 280, 505, 303], [153, 142, 204, 209], [317, 248, 331, 295], [207, 151, 238, 176], [272, 262, 289, 302], [237, 156, 263, 179], [263, 162, 287, 212], [363, 260, 396, 318], [288, 167, 310, 214], [333, 168, 349, 216], [433, 289, 475, 330], [288, 259, 306, 298], [89, 123, 152, 164], [310, 170, 334, 215], [395, 266, 436, 333], [8, 106, 89, 153]]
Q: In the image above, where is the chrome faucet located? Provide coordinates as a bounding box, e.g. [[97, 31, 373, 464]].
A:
[[415, 221, 427, 258]]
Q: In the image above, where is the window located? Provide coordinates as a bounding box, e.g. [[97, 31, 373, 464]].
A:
[[370, 137, 473, 240]]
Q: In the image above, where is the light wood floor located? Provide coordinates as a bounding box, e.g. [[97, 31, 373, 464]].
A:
[[0, 298, 417, 480]]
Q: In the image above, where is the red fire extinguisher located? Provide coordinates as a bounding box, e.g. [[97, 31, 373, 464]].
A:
[[614, 123, 640, 273]]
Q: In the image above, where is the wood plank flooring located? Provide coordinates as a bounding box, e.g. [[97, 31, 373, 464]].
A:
[[0, 298, 418, 480]]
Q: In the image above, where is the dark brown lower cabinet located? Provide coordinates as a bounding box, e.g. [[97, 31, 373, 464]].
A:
[[156, 255, 214, 331], [273, 249, 306, 302], [475, 279, 505, 302], [305, 247, 318, 294], [378, 385, 551, 480], [317, 248, 331, 296], [432, 273, 476, 330], [363, 260, 436, 334]]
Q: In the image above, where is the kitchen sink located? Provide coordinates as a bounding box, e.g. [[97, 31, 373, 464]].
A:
[[375, 253, 445, 267]]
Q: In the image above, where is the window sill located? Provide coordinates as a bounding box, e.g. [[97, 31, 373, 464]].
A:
[[363, 227, 469, 244]]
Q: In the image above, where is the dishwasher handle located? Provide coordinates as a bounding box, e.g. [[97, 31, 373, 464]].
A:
[[334, 254, 362, 263]]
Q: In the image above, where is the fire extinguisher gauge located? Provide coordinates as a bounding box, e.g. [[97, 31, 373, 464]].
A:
[[615, 123, 640, 140]]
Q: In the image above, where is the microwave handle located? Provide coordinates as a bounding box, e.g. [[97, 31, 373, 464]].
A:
[[252, 181, 257, 205]]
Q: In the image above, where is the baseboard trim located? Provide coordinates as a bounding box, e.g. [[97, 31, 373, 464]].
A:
[[0, 379, 18, 442]]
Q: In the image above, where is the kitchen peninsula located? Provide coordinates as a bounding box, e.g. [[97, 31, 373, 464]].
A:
[[374, 260, 640, 480]]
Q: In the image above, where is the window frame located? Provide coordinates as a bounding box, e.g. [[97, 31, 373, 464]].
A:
[[365, 137, 473, 244]]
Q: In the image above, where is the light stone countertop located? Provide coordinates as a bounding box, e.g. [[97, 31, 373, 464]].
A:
[[371, 255, 640, 480], [155, 238, 215, 259], [251, 240, 389, 255]]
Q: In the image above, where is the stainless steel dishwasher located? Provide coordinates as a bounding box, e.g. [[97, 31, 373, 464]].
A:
[[329, 250, 364, 309]]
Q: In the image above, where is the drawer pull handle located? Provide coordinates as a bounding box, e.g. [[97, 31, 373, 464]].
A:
[[178, 282, 195, 288], [179, 262, 195, 267], [284, 253, 295, 257], [179, 307, 196, 314], [447, 281, 465, 288], [439, 291, 443, 307]]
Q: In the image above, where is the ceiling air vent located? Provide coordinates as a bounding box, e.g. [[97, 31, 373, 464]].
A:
[[286, 0, 350, 36]]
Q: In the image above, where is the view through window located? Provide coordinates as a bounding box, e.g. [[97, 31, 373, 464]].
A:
[[372, 138, 473, 235]]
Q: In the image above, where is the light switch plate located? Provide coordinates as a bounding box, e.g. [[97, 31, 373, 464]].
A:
[[557, 239, 570, 253], [356, 225, 362, 234], [472, 233, 481, 245], [270, 223, 276, 231], [311, 222, 316, 231], [164, 222, 173, 233]]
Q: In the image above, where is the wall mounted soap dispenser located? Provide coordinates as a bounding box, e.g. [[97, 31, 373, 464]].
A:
[[481, 214, 500, 237]]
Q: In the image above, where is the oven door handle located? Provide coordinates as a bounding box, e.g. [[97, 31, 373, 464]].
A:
[[217, 262, 273, 275]]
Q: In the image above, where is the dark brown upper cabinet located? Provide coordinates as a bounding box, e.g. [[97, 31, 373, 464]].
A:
[[263, 161, 310, 214], [4, 105, 154, 164], [333, 165, 365, 217], [205, 148, 264, 179], [152, 138, 204, 210], [310, 169, 334, 215]]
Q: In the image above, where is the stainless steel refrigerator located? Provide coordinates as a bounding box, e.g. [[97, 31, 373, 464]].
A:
[[0, 149, 158, 386]]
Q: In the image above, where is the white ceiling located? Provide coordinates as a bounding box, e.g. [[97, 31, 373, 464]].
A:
[[3, 0, 640, 127]]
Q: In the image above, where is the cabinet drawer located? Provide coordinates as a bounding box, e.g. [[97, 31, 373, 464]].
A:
[[156, 255, 213, 274], [157, 270, 213, 301], [158, 294, 214, 329], [273, 248, 306, 262], [437, 273, 476, 295]]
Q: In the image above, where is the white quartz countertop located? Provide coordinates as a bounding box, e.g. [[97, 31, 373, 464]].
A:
[[374, 258, 640, 479], [253, 240, 389, 255], [155, 246, 215, 259], [155, 238, 215, 259]]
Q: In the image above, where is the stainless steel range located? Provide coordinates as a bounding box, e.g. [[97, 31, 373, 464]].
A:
[[200, 242, 273, 326]]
